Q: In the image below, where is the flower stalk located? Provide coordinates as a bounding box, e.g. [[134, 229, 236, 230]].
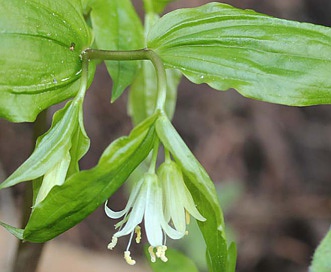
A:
[[84, 48, 167, 113]]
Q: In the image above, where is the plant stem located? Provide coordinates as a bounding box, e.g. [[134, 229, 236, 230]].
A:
[[164, 148, 171, 163], [143, 0, 154, 14], [75, 51, 90, 102], [85, 48, 167, 113], [148, 139, 160, 174], [12, 110, 48, 272]]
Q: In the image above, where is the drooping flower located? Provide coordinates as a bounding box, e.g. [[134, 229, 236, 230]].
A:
[[157, 161, 206, 234], [105, 161, 206, 265], [105, 173, 184, 265]]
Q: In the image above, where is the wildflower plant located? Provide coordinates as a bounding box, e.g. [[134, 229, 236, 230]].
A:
[[0, 0, 330, 271]]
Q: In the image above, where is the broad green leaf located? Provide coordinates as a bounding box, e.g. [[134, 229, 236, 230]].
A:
[[128, 61, 181, 125], [155, 115, 228, 272], [90, 0, 144, 101], [0, 0, 94, 122], [23, 113, 158, 242], [145, 246, 199, 272], [310, 227, 331, 272], [143, 0, 179, 14], [148, 3, 331, 106]]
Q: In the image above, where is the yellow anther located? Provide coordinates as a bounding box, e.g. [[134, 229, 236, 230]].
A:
[[156, 246, 168, 262], [135, 226, 141, 244], [185, 210, 191, 225], [107, 236, 118, 250], [148, 246, 156, 263], [124, 251, 136, 265]]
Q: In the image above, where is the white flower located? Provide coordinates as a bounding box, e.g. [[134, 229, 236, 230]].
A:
[[157, 161, 206, 234], [105, 173, 184, 265], [105, 161, 206, 265]]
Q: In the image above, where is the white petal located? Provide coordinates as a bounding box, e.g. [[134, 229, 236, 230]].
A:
[[171, 164, 206, 222], [144, 174, 163, 247], [182, 186, 206, 222], [114, 181, 146, 237], [161, 220, 185, 240], [104, 201, 127, 219], [104, 178, 144, 219], [162, 166, 187, 232], [155, 172, 185, 240]]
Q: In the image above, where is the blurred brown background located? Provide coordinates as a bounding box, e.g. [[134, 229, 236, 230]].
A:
[[0, 0, 331, 271]]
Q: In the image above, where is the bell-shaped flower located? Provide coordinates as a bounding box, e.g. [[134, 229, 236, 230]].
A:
[[105, 173, 184, 265], [157, 160, 206, 234]]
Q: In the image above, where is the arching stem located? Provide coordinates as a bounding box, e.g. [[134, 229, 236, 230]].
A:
[[84, 48, 167, 113]]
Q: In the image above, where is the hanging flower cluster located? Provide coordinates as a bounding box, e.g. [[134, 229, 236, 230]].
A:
[[105, 160, 206, 265]]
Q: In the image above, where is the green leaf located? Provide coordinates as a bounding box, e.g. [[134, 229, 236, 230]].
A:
[[0, 101, 80, 190], [145, 246, 199, 272], [148, 3, 331, 106], [0, 0, 94, 122], [227, 242, 237, 272], [0, 221, 24, 240], [23, 113, 158, 242], [310, 227, 331, 272], [155, 115, 228, 272], [90, 0, 144, 101], [67, 103, 90, 176], [0, 98, 90, 207], [128, 60, 181, 125]]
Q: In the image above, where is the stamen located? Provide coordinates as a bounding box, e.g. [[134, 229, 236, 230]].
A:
[[185, 210, 191, 225], [126, 231, 135, 251], [107, 236, 118, 250], [135, 226, 141, 244], [115, 215, 129, 230], [148, 246, 156, 263], [124, 251, 136, 265], [156, 246, 168, 262]]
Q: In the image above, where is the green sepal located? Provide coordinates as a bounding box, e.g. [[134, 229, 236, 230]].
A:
[[89, 0, 144, 101], [148, 3, 331, 106], [23, 113, 159, 242], [0, 0, 94, 122], [310, 227, 331, 272], [155, 114, 228, 272]]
